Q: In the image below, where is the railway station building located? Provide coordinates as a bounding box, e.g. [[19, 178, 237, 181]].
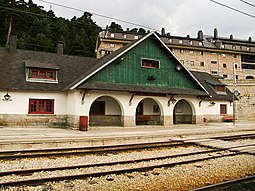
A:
[[95, 28, 255, 120], [0, 32, 234, 129]]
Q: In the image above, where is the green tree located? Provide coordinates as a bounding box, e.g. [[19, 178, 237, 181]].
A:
[[0, 0, 102, 57], [108, 22, 123, 31]]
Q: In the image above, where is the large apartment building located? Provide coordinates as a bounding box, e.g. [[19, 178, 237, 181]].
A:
[[95, 28, 255, 120]]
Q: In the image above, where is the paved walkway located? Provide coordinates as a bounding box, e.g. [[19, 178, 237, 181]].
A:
[[0, 121, 254, 141]]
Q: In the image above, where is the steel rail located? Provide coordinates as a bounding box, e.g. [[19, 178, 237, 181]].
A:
[[190, 174, 255, 191], [1, 132, 254, 160], [1, 143, 254, 177], [0, 141, 188, 160], [0, 148, 254, 187], [169, 133, 255, 142]]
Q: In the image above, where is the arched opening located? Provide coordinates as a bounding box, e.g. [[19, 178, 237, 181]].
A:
[[89, 96, 122, 126], [173, 99, 194, 124], [246, 75, 254, 80], [135, 98, 162, 125]]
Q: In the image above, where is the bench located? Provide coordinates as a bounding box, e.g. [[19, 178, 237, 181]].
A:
[[223, 115, 234, 122], [136, 115, 151, 125]]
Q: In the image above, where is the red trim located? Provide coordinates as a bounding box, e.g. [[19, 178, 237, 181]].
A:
[[29, 99, 54, 114], [29, 68, 55, 80], [220, 104, 227, 115], [216, 85, 225, 92], [141, 59, 159, 69]]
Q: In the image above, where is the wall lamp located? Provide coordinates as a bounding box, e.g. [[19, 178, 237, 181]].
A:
[[176, 65, 182, 71], [3, 93, 11, 101], [210, 101, 216, 106], [168, 95, 177, 106]]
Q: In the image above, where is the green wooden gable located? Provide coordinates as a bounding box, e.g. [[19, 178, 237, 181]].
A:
[[87, 37, 200, 90]]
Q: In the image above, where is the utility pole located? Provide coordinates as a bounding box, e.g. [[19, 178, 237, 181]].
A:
[[232, 63, 237, 125]]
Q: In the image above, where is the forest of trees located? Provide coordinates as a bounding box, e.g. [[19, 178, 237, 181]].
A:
[[0, 0, 147, 57]]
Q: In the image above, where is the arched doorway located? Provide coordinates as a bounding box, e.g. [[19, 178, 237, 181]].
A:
[[89, 96, 122, 126], [135, 98, 162, 125], [173, 99, 194, 124]]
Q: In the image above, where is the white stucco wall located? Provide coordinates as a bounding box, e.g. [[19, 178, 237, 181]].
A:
[[0, 90, 67, 115], [0, 89, 233, 127], [0, 90, 233, 117]]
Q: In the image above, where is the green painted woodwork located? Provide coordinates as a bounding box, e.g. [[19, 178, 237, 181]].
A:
[[88, 37, 200, 90]]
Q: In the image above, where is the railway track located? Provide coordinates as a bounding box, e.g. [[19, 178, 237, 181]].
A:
[[0, 144, 254, 187], [1, 133, 254, 160], [0, 141, 188, 160], [190, 174, 255, 191]]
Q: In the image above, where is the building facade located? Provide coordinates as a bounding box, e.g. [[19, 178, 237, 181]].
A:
[[95, 28, 255, 120], [0, 33, 234, 129]]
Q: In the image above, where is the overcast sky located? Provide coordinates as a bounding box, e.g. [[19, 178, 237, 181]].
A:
[[33, 0, 255, 40]]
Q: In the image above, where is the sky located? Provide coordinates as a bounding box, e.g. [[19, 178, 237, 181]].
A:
[[32, 0, 255, 40]]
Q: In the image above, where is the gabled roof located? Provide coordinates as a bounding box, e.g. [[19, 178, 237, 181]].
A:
[[25, 60, 59, 70], [191, 71, 233, 101], [0, 48, 99, 91], [66, 32, 210, 96]]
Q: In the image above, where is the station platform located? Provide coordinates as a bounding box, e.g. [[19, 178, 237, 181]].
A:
[[0, 121, 254, 151]]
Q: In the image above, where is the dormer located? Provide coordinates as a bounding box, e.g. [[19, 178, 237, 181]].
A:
[[25, 60, 59, 83], [206, 80, 227, 95]]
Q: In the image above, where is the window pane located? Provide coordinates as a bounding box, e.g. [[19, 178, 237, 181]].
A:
[[216, 86, 225, 92], [47, 71, 54, 79], [38, 100, 44, 112], [220, 104, 227, 115], [141, 59, 159, 69], [30, 100, 37, 112], [32, 71, 38, 78], [40, 71, 46, 78], [46, 100, 53, 112]]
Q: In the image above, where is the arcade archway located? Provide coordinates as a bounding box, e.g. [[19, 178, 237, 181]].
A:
[[135, 98, 162, 125], [173, 99, 194, 124], [89, 96, 122, 126]]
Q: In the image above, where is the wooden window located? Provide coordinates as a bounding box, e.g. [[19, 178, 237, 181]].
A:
[[141, 59, 159, 69], [220, 104, 227, 115], [223, 63, 227, 68], [200, 61, 205, 67], [29, 68, 55, 80], [29, 99, 54, 114], [90, 101, 105, 115], [216, 85, 225, 92]]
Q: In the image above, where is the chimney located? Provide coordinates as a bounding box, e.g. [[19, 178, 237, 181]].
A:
[[9, 35, 17, 53], [161, 28, 165, 36], [56, 41, 64, 55], [197, 30, 203, 40], [214, 28, 218, 39], [230, 34, 233, 40], [248, 37, 252, 42]]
